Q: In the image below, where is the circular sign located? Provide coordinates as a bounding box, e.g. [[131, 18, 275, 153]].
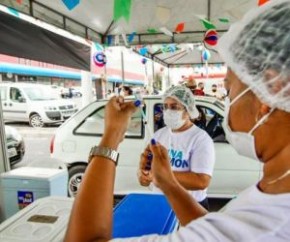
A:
[[93, 52, 107, 67]]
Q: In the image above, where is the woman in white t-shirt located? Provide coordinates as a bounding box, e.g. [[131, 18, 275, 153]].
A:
[[64, 1, 290, 241], [137, 86, 215, 209]]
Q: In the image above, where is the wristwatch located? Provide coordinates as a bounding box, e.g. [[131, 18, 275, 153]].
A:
[[88, 146, 119, 166]]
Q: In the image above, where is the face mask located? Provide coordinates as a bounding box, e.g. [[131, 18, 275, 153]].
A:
[[222, 87, 273, 160], [163, 110, 186, 130]]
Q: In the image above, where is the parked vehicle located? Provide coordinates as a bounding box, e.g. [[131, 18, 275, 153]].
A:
[[5, 125, 25, 166], [60, 87, 82, 98], [0, 83, 78, 127], [51, 96, 262, 197]]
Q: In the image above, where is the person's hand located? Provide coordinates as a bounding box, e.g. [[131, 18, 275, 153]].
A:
[[138, 146, 153, 186], [149, 140, 176, 189], [101, 96, 137, 149]]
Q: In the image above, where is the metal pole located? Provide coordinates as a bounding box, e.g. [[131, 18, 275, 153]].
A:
[[151, 58, 155, 94], [0, 98, 10, 173], [121, 49, 125, 86]]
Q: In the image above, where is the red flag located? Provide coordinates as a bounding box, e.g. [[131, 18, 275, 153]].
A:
[[175, 22, 185, 33], [258, 0, 270, 6], [16, 0, 22, 4]]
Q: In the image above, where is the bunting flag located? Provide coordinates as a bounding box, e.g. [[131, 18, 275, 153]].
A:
[[121, 33, 128, 46], [139, 47, 148, 56], [62, 0, 80, 11], [128, 32, 136, 43], [147, 28, 158, 33], [200, 19, 216, 30], [94, 42, 104, 51], [7, 7, 19, 17], [175, 22, 185, 33], [258, 0, 270, 6], [114, 0, 132, 22], [160, 27, 173, 37], [218, 18, 229, 23], [107, 35, 113, 46]]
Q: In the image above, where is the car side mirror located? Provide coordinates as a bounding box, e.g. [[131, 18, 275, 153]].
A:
[[18, 97, 26, 103]]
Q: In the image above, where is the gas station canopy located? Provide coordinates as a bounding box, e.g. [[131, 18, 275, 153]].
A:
[[1, 0, 258, 66]]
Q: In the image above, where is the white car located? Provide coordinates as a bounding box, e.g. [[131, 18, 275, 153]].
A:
[[51, 96, 262, 198], [0, 83, 78, 127]]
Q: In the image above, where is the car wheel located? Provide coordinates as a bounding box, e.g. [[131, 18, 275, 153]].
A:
[[68, 164, 87, 197], [29, 114, 44, 128]]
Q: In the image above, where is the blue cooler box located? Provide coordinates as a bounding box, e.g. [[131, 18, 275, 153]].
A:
[[0, 167, 68, 220], [113, 193, 177, 238]]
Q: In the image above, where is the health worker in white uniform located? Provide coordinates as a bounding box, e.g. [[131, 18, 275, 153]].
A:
[[138, 85, 215, 209]]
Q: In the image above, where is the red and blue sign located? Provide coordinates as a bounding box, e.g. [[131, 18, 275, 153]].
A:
[[204, 29, 218, 46], [93, 52, 107, 67]]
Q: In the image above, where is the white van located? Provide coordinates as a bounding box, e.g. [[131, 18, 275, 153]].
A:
[[0, 83, 78, 127]]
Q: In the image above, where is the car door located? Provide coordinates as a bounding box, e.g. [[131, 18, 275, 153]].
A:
[[149, 99, 261, 198], [4, 87, 28, 121], [0, 86, 9, 119], [72, 101, 149, 193], [196, 103, 262, 197]]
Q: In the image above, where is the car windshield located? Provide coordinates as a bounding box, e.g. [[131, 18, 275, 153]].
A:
[[23, 87, 57, 101]]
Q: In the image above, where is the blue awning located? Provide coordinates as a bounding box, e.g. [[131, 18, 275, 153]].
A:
[[107, 77, 144, 86], [0, 63, 144, 85], [0, 63, 83, 79]]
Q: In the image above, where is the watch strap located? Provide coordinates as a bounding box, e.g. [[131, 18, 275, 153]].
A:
[[89, 146, 119, 166]]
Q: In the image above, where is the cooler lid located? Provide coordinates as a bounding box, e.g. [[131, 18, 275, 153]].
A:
[[0, 167, 66, 180]]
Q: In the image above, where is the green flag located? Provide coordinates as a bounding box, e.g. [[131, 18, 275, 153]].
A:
[[200, 19, 216, 30], [147, 28, 158, 33], [219, 18, 229, 23], [114, 0, 132, 22]]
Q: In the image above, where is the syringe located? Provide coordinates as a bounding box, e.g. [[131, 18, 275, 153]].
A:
[[134, 96, 154, 170]]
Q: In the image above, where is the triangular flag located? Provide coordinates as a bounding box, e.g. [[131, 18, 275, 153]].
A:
[[258, 0, 270, 6], [7, 7, 19, 17], [175, 22, 185, 33], [107, 35, 113, 46], [122, 33, 128, 46], [128, 32, 136, 43], [139, 47, 148, 56], [218, 18, 229, 23], [62, 0, 80, 11], [147, 28, 158, 33], [160, 27, 173, 37], [114, 0, 132, 22], [94, 42, 104, 51], [200, 19, 216, 30]]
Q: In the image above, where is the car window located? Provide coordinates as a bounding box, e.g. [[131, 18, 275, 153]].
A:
[[0, 87, 7, 101], [153, 103, 226, 143], [197, 106, 226, 143], [74, 105, 144, 138], [10, 87, 24, 103]]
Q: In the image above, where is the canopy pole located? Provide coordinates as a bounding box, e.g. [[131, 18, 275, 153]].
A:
[[0, 98, 10, 172], [121, 49, 125, 86], [151, 58, 155, 94], [81, 71, 93, 106]]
